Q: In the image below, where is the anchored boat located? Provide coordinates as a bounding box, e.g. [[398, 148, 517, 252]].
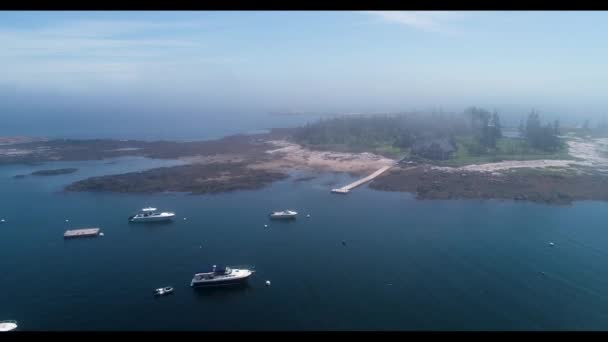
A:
[[0, 320, 17, 332], [154, 286, 174, 296], [269, 210, 298, 219], [190, 265, 254, 287], [129, 207, 175, 223]]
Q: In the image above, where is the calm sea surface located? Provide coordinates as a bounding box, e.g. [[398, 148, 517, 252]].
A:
[[2, 155, 608, 330]]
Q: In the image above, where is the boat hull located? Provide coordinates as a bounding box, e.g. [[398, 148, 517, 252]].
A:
[[269, 215, 297, 220], [190, 271, 253, 288], [129, 214, 175, 223], [191, 277, 251, 287]]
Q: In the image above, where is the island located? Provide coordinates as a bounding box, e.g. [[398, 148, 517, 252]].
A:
[[4, 109, 608, 205], [31, 168, 78, 176], [65, 163, 286, 194]]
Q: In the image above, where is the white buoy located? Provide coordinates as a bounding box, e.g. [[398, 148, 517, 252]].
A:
[[265, 280, 271, 286], [99, 232, 105, 236], [183, 217, 187, 221], [0, 219, 5, 223], [306, 214, 311, 218], [264, 224, 268, 228], [549, 242, 555, 246], [65, 219, 69, 222]]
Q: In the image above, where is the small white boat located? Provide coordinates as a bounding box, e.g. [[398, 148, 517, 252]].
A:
[[0, 320, 17, 332], [269, 210, 298, 220], [129, 207, 175, 223], [154, 286, 174, 296]]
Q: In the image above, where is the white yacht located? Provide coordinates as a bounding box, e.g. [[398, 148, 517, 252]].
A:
[[129, 207, 175, 223], [269, 210, 298, 219], [190, 265, 254, 287], [0, 320, 17, 332]]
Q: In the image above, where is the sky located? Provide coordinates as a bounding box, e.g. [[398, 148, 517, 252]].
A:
[[2, 11, 608, 134]]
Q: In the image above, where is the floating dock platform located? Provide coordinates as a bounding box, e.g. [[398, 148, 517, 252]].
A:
[[64, 228, 101, 239]]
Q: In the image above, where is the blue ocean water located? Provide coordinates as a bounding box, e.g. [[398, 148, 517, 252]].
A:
[[0, 112, 317, 141], [2, 156, 608, 330]]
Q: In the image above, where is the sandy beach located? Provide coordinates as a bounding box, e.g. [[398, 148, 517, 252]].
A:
[[249, 140, 396, 175]]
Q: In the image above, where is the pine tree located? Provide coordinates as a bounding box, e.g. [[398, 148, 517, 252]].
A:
[[492, 111, 502, 140]]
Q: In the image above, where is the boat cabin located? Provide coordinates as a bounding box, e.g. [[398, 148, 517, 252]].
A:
[[194, 265, 231, 280]]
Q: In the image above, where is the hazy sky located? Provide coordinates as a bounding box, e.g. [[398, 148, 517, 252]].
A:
[[2, 11, 608, 127]]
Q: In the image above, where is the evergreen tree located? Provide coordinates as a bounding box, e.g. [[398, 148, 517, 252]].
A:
[[523, 109, 560, 151], [492, 111, 502, 139], [518, 118, 525, 135]]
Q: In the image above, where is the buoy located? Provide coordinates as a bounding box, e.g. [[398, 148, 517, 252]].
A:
[[65, 219, 69, 222], [306, 214, 311, 218], [0, 219, 5, 223], [183, 217, 187, 221], [265, 280, 271, 286], [200, 245, 202, 249], [99, 232, 105, 236], [264, 224, 268, 228], [549, 242, 555, 246]]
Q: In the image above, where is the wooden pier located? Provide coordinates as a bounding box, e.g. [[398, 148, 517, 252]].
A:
[[64, 228, 101, 239], [331, 165, 393, 194]]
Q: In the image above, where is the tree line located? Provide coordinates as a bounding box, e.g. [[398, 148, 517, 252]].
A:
[[292, 108, 563, 156], [464, 107, 502, 149], [292, 113, 468, 150], [518, 109, 561, 151]]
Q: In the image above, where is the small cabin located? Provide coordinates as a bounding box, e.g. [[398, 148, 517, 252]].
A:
[[411, 137, 456, 160]]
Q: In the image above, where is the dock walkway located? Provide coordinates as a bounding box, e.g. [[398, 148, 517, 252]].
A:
[[331, 165, 393, 194]]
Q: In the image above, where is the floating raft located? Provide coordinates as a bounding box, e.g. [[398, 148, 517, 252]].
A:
[[64, 228, 101, 239]]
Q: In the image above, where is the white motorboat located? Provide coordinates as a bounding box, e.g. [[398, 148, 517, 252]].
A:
[[129, 207, 175, 223], [0, 320, 17, 332], [269, 210, 298, 219], [154, 286, 174, 296], [190, 265, 254, 287]]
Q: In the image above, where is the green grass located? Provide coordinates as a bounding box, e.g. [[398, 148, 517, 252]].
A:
[[373, 145, 408, 159], [299, 141, 408, 159], [298, 134, 572, 165], [438, 136, 572, 167]]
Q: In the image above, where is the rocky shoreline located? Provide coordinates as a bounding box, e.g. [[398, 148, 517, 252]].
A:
[[65, 163, 287, 194], [31, 168, 78, 176], [370, 165, 608, 205], [5, 131, 608, 204]]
